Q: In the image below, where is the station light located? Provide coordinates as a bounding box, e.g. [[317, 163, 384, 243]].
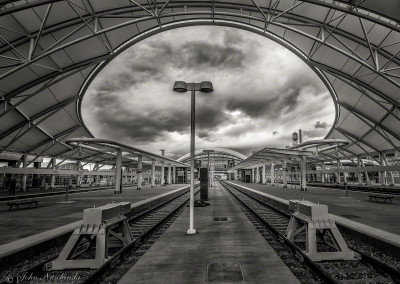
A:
[[173, 80, 214, 235]]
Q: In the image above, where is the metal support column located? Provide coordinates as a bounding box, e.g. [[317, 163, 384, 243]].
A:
[[256, 166, 260, 183], [137, 155, 143, 190], [167, 164, 171, 185], [115, 150, 122, 194], [379, 154, 386, 185], [301, 156, 307, 191], [271, 163, 275, 186], [151, 160, 156, 187], [50, 157, 56, 189], [262, 164, 266, 184], [283, 161, 288, 188], [21, 154, 28, 191], [160, 164, 165, 185]]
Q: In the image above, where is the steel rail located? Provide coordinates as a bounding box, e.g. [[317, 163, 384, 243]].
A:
[[82, 186, 200, 284], [0, 185, 198, 284], [220, 181, 335, 284], [220, 181, 400, 283]]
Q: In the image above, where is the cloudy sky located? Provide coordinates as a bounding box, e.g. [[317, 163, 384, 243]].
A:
[[82, 26, 335, 159]]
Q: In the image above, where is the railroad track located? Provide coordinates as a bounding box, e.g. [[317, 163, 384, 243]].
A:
[[1, 186, 199, 284], [220, 181, 400, 284]]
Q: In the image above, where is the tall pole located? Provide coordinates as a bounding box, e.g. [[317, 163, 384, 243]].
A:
[[151, 160, 155, 187], [137, 155, 143, 190], [188, 85, 196, 235], [115, 149, 122, 194]]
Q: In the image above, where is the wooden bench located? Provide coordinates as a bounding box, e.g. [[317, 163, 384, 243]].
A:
[[7, 198, 40, 210], [368, 193, 394, 204]]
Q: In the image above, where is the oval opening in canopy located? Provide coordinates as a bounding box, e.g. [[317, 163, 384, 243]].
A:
[[82, 26, 336, 157]]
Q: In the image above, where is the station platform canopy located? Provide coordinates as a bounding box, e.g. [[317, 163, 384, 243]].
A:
[[228, 147, 314, 171], [177, 148, 247, 164], [0, 0, 399, 164], [65, 138, 188, 167]]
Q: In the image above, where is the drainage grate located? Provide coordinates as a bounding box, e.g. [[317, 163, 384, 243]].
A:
[[340, 214, 361, 219], [213, 217, 228, 222], [206, 262, 243, 282]]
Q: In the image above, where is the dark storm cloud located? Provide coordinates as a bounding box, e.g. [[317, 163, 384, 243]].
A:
[[92, 107, 189, 142], [196, 103, 230, 129], [88, 92, 230, 143], [225, 87, 302, 119], [177, 42, 245, 69], [314, 121, 329, 129]]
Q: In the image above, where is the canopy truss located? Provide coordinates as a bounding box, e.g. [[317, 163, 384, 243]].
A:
[[177, 148, 247, 164], [65, 138, 188, 167], [0, 0, 399, 165], [228, 147, 315, 171]]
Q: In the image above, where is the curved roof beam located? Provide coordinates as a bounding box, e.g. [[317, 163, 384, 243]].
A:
[[2, 2, 399, 68], [335, 127, 381, 157], [1, 5, 399, 84], [1, 0, 398, 30], [339, 102, 400, 146]]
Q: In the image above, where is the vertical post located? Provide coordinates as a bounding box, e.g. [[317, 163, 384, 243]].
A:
[[184, 167, 188, 183], [160, 163, 165, 185], [321, 162, 326, 183], [255, 166, 259, 183], [172, 166, 176, 184], [187, 86, 196, 235], [301, 156, 307, 191], [382, 155, 394, 186], [50, 157, 56, 189], [336, 158, 340, 184], [124, 169, 128, 185], [167, 164, 171, 184], [379, 154, 386, 185], [137, 155, 143, 190], [262, 164, 266, 184], [357, 157, 362, 184], [115, 150, 122, 194], [21, 154, 28, 191], [283, 161, 288, 188], [76, 161, 82, 187], [271, 163, 275, 186], [151, 160, 156, 187]]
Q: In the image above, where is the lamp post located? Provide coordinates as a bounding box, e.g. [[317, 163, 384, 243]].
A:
[[173, 81, 213, 235]]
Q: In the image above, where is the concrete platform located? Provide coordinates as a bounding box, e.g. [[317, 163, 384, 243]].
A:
[[118, 183, 299, 284], [0, 184, 185, 245], [0, 185, 112, 201], [229, 181, 400, 235]]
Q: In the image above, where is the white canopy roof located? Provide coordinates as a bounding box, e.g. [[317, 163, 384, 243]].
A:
[[0, 0, 399, 165], [177, 148, 247, 163]]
